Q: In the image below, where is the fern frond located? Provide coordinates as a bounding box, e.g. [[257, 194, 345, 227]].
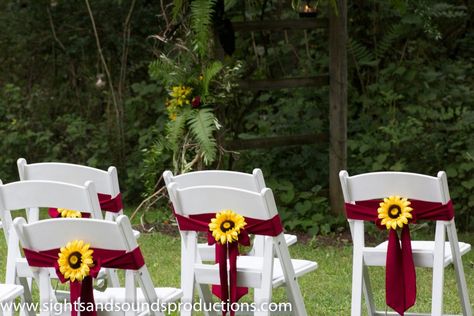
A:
[[166, 108, 191, 151], [224, 0, 239, 11], [190, 0, 217, 57], [375, 23, 404, 59], [172, 0, 187, 21], [149, 54, 186, 86], [187, 108, 217, 164], [201, 61, 223, 98], [348, 38, 377, 67]]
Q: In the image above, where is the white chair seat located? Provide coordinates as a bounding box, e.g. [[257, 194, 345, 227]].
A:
[[94, 287, 183, 303], [132, 229, 140, 239], [198, 233, 297, 260], [363, 241, 471, 267], [283, 233, 298, 247], [0, 284, 23, 302], [194, 256, 317, 288]]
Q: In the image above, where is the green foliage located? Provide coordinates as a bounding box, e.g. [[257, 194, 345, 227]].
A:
[[190, 0, 217, 57], [188, 109, 218, 164], [166, 112, 187, 156], [347, 1, 474, 230], [147, 45, 228, 173], [201, 61, 223, 99], [145, 2, 245, 178], [1, 0, 474, 234], [269, 179, 345, 235]]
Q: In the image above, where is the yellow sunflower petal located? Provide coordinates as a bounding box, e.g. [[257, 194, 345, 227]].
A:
[[57, 239, 94, 282], [378, 196, 414, 230]]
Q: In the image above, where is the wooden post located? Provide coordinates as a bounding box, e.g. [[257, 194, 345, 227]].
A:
[[329, 0, 347, 214]]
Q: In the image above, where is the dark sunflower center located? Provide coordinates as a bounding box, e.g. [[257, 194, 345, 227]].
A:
[[388, 205, 401, 219], [220, 220, 235, 232], [68, 252, 82, 269]]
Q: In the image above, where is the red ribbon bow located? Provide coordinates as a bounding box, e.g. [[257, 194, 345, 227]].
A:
[[23, 246, 145, 316], [345, 199, 454, 315], [209, 229, 250, 312], [173, 210, 283, 316], [49, 193, 123, 218]]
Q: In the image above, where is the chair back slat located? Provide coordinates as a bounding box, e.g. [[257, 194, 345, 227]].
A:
[[0, 180, 101, 217], [340, 171, 448, 203], [164, 169, 265, 192], [18, 158, 120, 197], [14, 218, 127, 251], [168, 184, 278, 220]]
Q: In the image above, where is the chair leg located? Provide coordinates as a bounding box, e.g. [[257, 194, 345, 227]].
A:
[[37, 270, 51, 316], [446, 222, 472, 316], [106, 268, 121, 287], [254, 287, 272, 316], [181, 233, 197, 316], [362, 265, 375, 316], [273, 235, 307, 316], [351, 222, 364, 316], [431, 221, 446, 316], [2, 300, 14, 316], [254, 236, 275, 316], [196, 284, 217, 316], [18, 277, 35, 316]]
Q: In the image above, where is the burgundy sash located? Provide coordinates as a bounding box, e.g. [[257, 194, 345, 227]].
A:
[[49, 193, 123, 218], [23, 246, 144, 316], [345, 199, 454, 315], [174, 211, 283, 316]]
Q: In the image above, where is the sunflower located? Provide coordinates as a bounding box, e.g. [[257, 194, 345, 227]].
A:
[[209, 210, 246, 245], [57, 208, 82, 218], [58, 240, 94, 282], [378, 196, 413, 230]]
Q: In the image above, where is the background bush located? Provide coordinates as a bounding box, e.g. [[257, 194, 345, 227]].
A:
[[0, 0, 472, 232]]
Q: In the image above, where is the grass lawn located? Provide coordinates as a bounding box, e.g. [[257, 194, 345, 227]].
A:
[[135, 229, 474, 315], [1, 221, 473, 315]]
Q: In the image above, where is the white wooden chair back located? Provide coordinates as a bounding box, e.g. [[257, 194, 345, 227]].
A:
[[163, 169, 298, 257], [167, 183, 315, 316], [17, 158, 122, 221], [13, 216, 159, 316], [163, 169, 266, 192], [168, 184, 278, 220], [0, 180, 102, 242], [339, 170, 472, 316], [339, 170, 449, 203], [0, 179, 104, 313]]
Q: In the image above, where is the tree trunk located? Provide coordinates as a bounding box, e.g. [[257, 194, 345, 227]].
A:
[[329, 0, 348, 214]]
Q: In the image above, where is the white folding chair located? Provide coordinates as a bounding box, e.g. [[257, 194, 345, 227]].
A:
[[0, 284, 24, 316], [17, 158, 124, 223], [339, 170, 472, 316], [0, 179, 104, 309], [163, 169, 297, 259], [167, 183, 317, 316], [17, 158, 141, 287], [13, 215, 182, 316]]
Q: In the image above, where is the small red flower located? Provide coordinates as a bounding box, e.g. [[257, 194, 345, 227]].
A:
[[191, 96, 201, 108]]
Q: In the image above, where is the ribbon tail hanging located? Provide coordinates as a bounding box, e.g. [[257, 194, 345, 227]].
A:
[[228, 242, 248, 316], [70, 281, 82, 316], [80, 276, 97, 316], [212, 243, 230, 315], [401, 225, 416, 310], [386, 229, 406, 315]]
